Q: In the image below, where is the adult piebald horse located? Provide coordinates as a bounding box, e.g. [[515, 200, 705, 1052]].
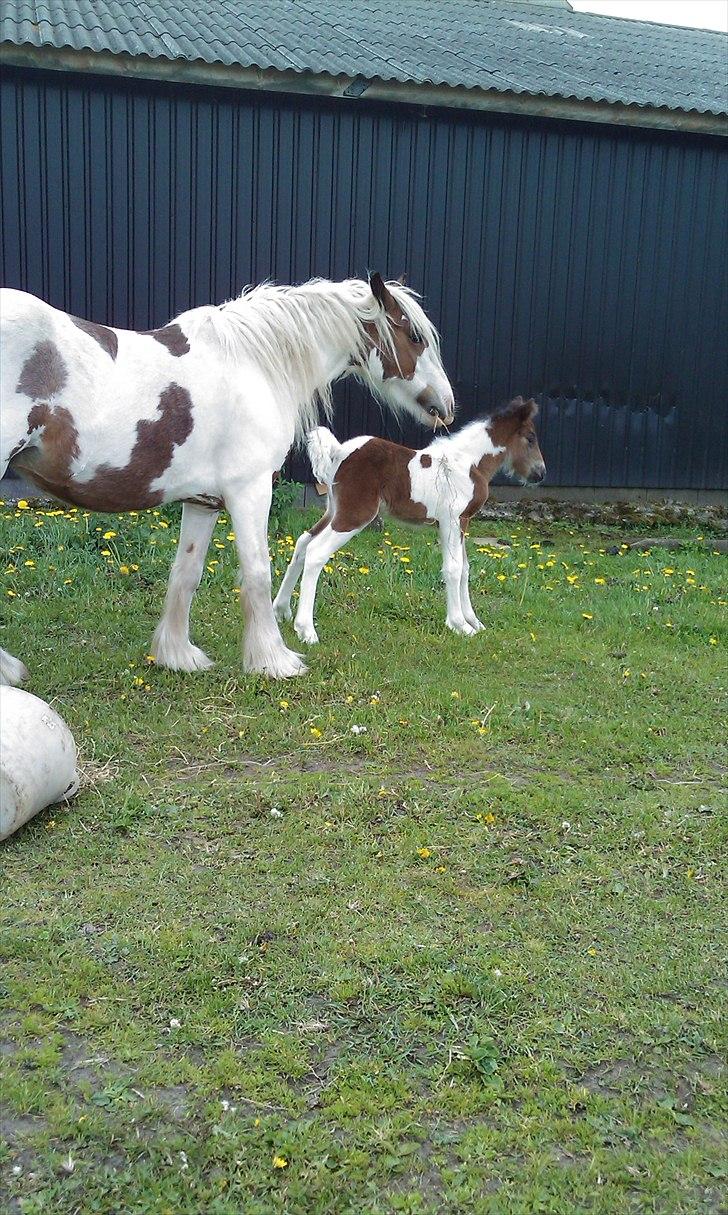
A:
[[1, 274, 454, 682]]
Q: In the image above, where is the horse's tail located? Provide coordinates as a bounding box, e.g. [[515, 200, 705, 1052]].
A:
[[306, 427, 342, 489]]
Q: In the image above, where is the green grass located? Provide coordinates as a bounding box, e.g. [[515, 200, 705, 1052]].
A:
[[1, 496, 726, 1214]]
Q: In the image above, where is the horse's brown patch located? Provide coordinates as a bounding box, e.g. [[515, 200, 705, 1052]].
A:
[[15, 384, 195, 512], [330, 439, 428, 533], [16, 341, 67, 399], [70, 316, 118, 359], [144, 324, 190, 357], [420, 453, 432, 468]]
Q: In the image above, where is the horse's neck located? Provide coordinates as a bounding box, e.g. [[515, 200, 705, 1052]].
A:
[[443, 423, 505, 471]]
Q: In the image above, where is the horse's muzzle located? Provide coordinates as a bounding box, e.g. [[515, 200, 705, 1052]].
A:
[[419, 387, 455, 426]]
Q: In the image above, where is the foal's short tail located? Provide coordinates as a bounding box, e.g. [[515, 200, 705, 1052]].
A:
[[306, 427, 343, 489]]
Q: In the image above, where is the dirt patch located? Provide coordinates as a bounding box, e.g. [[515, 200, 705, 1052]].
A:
[[167, 753, 528, 786], [0, 1114, 44, 1146]]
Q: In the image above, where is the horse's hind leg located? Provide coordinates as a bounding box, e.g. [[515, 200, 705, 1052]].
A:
[[294, 523, 361, 645], [151, 502, 219, 671], [273, 511, 331, 622]]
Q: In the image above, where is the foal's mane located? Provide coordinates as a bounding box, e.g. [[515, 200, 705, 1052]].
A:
[[173, 278, 441, 438]]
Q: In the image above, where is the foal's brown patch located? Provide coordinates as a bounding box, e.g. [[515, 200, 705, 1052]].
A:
[[144, 324, 190, 357], [14, 384, 195, 512], [330, 439, 427, 532], [420, 453, 432, 468], [70, 316, 118, 359], [16, 341, 67, 399]]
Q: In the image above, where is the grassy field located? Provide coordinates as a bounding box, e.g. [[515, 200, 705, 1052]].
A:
[[1, 492, 726, 1215]]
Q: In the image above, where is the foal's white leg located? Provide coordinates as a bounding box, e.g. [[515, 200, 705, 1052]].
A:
[[459, 537, 484, 632], [228, 477, 307, 678], [273, 527, 319, 622], [151, 503, 219, 671], [294, 524, 359, 645], [439, 523, 475, 636], [0, 648, 28, 686]]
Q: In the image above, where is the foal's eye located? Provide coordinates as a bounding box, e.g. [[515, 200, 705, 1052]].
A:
[[527, 432, 536, 445]]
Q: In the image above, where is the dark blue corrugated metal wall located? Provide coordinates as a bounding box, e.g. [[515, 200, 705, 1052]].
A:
[[1, 66, 726, 488]]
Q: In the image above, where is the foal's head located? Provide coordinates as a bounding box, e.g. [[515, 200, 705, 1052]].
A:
[[491, 397, 546, 484], [358, 273, 455, 428]]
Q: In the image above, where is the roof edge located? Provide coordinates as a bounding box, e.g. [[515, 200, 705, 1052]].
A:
[[1, 42, 726, 136]]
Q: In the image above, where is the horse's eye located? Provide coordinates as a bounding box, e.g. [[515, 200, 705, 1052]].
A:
[[409, 328, 423, 345], [527, 433, 536, 445]]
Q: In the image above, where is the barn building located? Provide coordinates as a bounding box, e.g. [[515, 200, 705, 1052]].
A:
[[1, 0, 726, 498]]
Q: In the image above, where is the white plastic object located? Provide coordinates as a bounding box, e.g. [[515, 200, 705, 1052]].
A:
[[0, 686, 79, 841]]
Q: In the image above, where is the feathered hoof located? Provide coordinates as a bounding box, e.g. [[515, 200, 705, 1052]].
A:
[[244, 643, 308, 679], [152, 634, 214, 672]]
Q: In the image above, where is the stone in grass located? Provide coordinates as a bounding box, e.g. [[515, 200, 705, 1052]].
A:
[[0, 686, 79, 841], [470, 536, 512, 549]]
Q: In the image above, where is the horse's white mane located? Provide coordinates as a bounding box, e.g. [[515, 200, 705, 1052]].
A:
[[173, 278, 441, 438]]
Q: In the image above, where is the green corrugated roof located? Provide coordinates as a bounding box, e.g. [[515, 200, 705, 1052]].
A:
[[2, 0, 727, 117]]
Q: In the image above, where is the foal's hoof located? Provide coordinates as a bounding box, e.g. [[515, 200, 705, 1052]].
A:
[[273, 600, 293, 623], [446, 620, 476, 637], [294, 622, 319, 646]]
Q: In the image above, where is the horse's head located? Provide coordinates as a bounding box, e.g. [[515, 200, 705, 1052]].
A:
[[492, 397, 546, 484], [357, 273, 455, 428]]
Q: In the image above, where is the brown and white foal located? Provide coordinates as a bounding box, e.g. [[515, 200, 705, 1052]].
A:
[[274, 396, 546, 643]]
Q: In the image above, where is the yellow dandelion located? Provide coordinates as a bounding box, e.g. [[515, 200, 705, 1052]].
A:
[[279, 699, 289, 709], [450, 690, 461, 699], [594, 577, 606, 585], [119, 565, 130, 575], [272, 1155, 288, 1169], [102, 530, 116, 539], [582, 612, 593, 620], [309, 726, 322, 738], [709, 637, 718, 645], [17, 499, 29, 510], [23, 559, 35, 568], [417, 847, 431, 859], [496, 573, 507, 582], [358, 566, 370, 574]]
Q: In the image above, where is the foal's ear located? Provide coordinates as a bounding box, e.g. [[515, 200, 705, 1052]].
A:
[[509, 395, 538, 424], [369, 271, 397, 314]]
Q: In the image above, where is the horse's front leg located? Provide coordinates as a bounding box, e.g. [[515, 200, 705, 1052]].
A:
[[151, 502, 219, 671], [227, 476, 307, 678]]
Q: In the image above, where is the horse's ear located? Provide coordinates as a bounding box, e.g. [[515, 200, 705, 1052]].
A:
[[395, 273, 406, 286], [369, 272, 397, 314], [498, 395, 537, 424]]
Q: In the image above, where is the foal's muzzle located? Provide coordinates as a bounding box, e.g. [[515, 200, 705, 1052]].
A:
[[529, 464, 546, 484]]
